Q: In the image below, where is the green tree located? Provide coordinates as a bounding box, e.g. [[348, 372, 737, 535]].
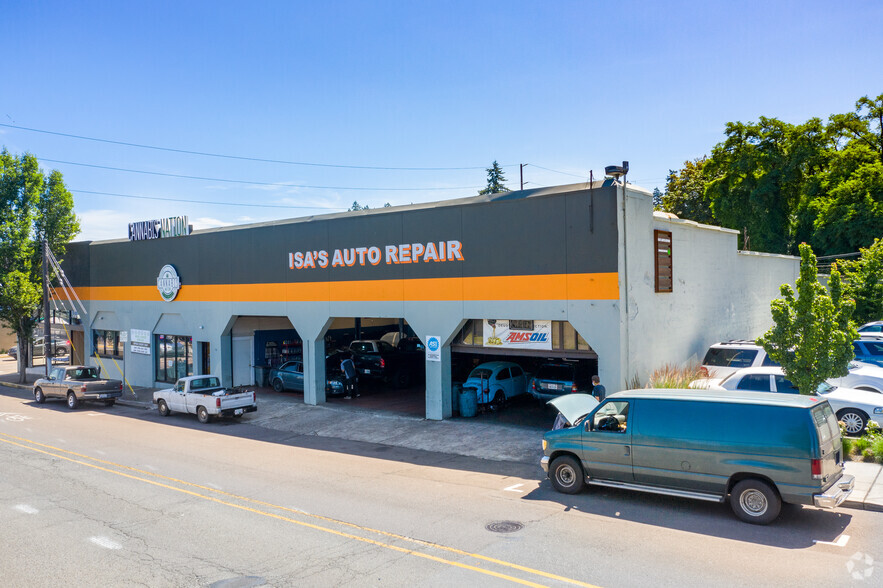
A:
[[828, 93, 883, 164], [805, 95, 883, 254], [705, 117, 829, 254], [809, 160, 883, 254], [660, 157, 715, 224], [838, 237, 883, 324], [757, 243, 857, 395], [652, 187, 663, 210], [0, 149, 80, 382], [479, 161, 510, 195]]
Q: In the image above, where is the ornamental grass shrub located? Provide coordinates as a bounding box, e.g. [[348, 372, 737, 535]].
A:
[[842, 436, 854, 457], [646, 363, 706, 389], [872, 437, 883, 464], [842, 419, 883, 461]]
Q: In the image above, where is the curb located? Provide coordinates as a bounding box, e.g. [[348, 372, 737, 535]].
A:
[[117, 398, 153, 410], [0, 381, 32, 391]]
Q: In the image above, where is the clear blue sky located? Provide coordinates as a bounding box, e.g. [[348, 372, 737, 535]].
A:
[[3, 1, 881, 241]]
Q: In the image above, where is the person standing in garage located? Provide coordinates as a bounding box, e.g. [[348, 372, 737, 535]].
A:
[[341, 356, 359, 399], [592, 375, 607, 402]]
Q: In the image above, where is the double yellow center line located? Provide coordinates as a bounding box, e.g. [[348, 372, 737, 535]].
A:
[[0, 431, 598, 588]]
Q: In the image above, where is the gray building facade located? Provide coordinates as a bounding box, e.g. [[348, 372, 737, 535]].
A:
[[60, 180, 798, 420]]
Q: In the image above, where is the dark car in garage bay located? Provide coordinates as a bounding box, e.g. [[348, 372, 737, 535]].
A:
[[269, 352, 349, 396]]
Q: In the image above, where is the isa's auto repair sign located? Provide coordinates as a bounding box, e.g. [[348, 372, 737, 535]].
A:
[[483, 320, 552, 350]]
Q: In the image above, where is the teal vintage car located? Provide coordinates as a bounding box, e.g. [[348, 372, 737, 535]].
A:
[[542, 389, 854, 524]]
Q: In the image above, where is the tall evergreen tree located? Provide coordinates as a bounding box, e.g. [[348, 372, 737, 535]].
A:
[[479, 161, 510, 195]]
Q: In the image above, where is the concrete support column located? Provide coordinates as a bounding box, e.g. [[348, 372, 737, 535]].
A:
[[219, 333, 233, 388], [568, 308, 623, 393], [424, 343, 453, 420], [405, 306, 466, 421], [218, 316, 238, 389], [289, 312, 333, 406], [302, 337, 326, 405]]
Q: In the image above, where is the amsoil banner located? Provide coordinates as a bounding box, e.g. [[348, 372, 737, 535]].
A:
[[483, 319, 552, 350]]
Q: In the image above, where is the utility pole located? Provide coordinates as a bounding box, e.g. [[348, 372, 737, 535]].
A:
[[43, 240, 52, 375], [520, 163, 528, 190]]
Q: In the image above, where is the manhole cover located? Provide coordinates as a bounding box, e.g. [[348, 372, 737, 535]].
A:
[[485, 521, 524, 533]]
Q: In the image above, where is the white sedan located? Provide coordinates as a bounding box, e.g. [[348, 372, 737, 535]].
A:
[[691, 366, 883, 435], [829, 361, 883, 394]]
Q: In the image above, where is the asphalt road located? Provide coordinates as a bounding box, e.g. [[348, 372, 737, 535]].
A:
[[1, 388, 881, 587]]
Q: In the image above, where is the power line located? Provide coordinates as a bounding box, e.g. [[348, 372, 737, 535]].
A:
[[2, 123, 510, 171], [528, 164, 589, 179], [72, 189, 349, 210], [41, 158, 481, 191]]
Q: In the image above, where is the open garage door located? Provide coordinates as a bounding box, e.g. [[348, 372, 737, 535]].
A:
[[230, 316, 300, 390], [324, 317, 426, 417], [451, 319, 598, 427]]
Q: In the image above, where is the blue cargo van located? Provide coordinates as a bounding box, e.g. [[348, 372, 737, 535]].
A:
[[541, 389, 854, 524]]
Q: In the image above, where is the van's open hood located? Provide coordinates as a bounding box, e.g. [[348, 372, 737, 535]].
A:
[[548, 393, 599, 425]]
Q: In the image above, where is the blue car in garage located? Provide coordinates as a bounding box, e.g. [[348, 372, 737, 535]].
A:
[[461, 361, 528, 409]]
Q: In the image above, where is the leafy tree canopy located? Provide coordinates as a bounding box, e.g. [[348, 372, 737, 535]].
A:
[[658, 94, 883, 256], [660, 157, 714, 224], [838, 237, 883, 324], [0, 149, 80, 381]]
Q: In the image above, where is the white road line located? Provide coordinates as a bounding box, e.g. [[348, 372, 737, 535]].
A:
[[813, 534, 850, 547], [14, 504, 39, 514], [503, 483, 524, 493], [90, 536, 122, 550]]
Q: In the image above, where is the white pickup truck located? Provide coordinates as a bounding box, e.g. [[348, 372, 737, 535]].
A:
[[153, 375, 257, 423]]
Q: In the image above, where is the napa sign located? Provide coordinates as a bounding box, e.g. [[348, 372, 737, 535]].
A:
[[129, 216, 192, 241]]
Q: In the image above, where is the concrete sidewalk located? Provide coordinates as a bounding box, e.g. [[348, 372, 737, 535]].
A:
[[2, 357, 881, 512]]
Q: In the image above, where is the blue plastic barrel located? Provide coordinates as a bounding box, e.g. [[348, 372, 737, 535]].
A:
[[459, 387, 478, 418], [451, 383, 463, 416]]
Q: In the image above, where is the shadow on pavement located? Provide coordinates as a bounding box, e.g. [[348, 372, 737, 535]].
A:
[[521, 480, 853, 547]]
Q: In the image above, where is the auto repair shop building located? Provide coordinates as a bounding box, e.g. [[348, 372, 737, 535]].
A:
[[59, 179, 799, 420]]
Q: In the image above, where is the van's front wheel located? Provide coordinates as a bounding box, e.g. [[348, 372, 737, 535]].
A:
[[549, 456, 585, 494], [730, 479, 781, 525]]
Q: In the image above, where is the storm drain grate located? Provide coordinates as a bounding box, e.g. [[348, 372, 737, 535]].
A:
[[485, 521, 524, 533]]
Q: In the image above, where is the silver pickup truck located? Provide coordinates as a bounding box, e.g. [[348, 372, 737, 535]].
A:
[[33, 366, 123, 409], [153, 375, 257, 423]]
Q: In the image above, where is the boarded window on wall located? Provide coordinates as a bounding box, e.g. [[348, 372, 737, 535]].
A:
[[655, 230, 673, 293]]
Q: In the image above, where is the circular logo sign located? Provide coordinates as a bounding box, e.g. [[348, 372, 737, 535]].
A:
[[156, 264, 181, 302], [427, 337, 440, 352]]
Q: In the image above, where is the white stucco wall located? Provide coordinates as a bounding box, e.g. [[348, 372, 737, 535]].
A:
[[620, 185, 799, 386]]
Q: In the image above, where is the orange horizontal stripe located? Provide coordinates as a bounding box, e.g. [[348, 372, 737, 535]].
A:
[[70, 273, 619, 303]]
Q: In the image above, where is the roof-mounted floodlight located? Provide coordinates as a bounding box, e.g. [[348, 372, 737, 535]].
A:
[[605, 161, 629, 179]]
